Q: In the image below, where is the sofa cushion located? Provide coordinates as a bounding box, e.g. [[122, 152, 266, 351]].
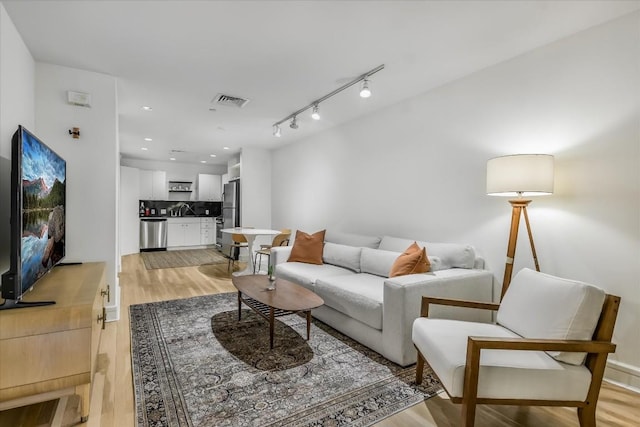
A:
[[315, 273, 384, 330], [288, 229, 325, 264], [325, 230, 381, 249], [413, 318, 592, 400], [425, 242, 475, 269], [389, 242, 430, 277], [360, 248, 401, 277], [497, 268, 606, 366], [323, 242, 362, 272], [275, 262, 355, 290], [379, 236, 476, 270]]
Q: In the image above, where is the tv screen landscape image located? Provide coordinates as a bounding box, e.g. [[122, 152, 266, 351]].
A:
[[1, 126, 67, 308], [18, 127, 66, 295]]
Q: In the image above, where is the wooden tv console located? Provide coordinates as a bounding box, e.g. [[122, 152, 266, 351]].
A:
[[0, 262, 108, 422]]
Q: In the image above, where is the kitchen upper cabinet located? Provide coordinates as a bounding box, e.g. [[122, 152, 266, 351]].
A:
[[227, 155, 240, 180], [197, 174, 222, 201], [139, 170, 167, 200], [139, 170, 153, 199], [152, 171, 167, 200]]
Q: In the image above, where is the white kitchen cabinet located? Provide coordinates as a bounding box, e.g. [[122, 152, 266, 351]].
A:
[[139, 170, 153, 199], [197, 174, 222, 201], [139, 170, 167, 200], [167, 221, 183, 247], [200, 218, 216, 245], [227, 155, 240, 180], [152, 170, 167, 200], [167, 218, 201, 247], [184, 222, 201, 246]]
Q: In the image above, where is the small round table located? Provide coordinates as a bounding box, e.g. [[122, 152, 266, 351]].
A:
[[220, 228, 281, 276]]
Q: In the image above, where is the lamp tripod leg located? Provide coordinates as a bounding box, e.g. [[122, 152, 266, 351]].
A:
[[502, 200, 539, 299], [501, 203, 522, 299], [522, 206, 540, 272]]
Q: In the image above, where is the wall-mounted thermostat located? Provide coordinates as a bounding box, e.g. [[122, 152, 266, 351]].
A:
[[67, 91, 92, 108]]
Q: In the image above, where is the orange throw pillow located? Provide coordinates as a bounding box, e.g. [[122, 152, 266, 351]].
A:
[[389, 242, 431, 277], [287, 229, 326, 265]]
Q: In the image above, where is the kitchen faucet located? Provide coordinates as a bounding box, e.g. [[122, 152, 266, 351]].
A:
[[180, 203, 197, 216]]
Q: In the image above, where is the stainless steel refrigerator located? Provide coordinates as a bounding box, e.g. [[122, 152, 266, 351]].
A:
[[220, 179, 240, 259]]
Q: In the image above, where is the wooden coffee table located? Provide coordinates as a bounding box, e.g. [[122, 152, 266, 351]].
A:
[[232, 275, 324, 349]]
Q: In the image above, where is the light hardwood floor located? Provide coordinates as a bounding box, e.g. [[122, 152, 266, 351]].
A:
[[1, 253, 639, 426]]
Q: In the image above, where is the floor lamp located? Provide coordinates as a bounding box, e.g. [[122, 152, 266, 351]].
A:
[[487, 154, 554, 299]]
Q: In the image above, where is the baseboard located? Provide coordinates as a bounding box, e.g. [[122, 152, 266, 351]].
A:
[[605, 360, 640, 392]]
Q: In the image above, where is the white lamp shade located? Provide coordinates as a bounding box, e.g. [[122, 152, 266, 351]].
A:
[[486, 154, 554, 196]]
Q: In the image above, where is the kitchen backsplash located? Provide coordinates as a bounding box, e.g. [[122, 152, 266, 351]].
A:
[[139, 200, 221, 217]]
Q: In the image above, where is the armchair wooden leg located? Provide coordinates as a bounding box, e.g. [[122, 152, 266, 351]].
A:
[[461, 339, 481, 427], [577, 405, 597, 427], [460, 400, 477, 427], [415, 349, 425, 385]]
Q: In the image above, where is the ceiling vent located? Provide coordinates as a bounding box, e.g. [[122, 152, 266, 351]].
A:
[[212, 93, 250, 109], [170, 149, 186, 153]]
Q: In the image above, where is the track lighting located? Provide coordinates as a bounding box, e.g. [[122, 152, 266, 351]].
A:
[[311, 104, 320, 120], [271, 64, 384, 137], [359, 79, 371, 98]]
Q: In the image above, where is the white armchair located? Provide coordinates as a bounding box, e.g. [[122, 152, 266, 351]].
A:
[[412, 268, 620, 427]]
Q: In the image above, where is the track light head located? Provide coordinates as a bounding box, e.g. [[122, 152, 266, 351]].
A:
[[311, 104, 320, 120], [271, 65, 383, 134], [360, 78, 371, 98], [289, 116, 298, 129]]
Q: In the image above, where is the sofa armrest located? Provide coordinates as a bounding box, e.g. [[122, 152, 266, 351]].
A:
[[420, 296, 500, 317], [382, 270, 494, 366], [270, 246, 292, 268], [468, 336, 616, 354]]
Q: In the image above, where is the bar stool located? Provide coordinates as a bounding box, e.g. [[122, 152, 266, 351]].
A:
[[253, 229, 291, 274], [227, 233, 248, 272]]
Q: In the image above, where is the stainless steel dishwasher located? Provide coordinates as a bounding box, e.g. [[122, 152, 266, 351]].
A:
[[140, 218, 168, 251]]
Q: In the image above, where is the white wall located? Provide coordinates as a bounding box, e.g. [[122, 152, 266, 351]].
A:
[[35, 62, 120, 317], [119, 165, 139, 256], [240, 147, 272, 247], [0, 4, 34, 275], [271, 13, 640, 384]]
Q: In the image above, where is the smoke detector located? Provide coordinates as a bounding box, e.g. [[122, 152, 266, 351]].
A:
[[67, 91, 91, 108], [212, 93, 250, 109]]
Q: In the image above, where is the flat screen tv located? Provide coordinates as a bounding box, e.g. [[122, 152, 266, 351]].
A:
[[1, 126, 66, 310]]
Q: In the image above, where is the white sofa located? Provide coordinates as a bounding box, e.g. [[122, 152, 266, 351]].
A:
[[271, 230, 493, 366]]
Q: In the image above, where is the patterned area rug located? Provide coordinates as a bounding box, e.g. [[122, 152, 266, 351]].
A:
[[130, 293, 442, 427], [141, 248, 228, 269]]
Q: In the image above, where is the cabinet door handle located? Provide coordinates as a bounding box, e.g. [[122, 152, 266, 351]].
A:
[[101, 284, 110, 302], [97, 307, 106, 329]]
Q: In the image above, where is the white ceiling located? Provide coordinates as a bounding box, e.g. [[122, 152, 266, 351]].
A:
[[4, 1, 639, 166]]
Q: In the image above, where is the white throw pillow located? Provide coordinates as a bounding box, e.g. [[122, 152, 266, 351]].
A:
[[360, 248, 401, 277], [322, 242, 363, 272], [325, 230, 381, 249], [497, 268, 606, 366], [378, 236, 476, 269], [425, 242, 476, 269]]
